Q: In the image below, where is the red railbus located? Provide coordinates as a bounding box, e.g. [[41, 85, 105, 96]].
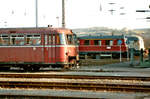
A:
[[0, 27, 79, 71]]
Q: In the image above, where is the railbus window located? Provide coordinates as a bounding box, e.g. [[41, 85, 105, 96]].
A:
[[0, 35, 9, 46], [84, 40, 89, 45], [49, 34, 52, 44], [49, 34, 66, 45], [56, 34, 60, 44], [26, 35, 32, 45], [59, 34, 66, 45], [10, 34, 25, 46], [10, 35, 16, 45], [26, 34, 41, 45], [49, 34, 56, 45], [33, 35, 41, 45], [48, 34, 55, 45]]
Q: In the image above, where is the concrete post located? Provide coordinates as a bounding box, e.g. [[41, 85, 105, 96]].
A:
[[130, 48, 134, 66], [140, 48, 143, 64]]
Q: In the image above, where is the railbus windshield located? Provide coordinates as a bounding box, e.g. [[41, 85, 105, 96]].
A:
[[66, 34, 75, 45]]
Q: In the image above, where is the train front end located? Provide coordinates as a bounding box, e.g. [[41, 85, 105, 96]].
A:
[[62, 31, 79, 68]]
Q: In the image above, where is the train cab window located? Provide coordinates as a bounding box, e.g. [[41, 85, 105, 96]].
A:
[[66, 34, 74, 45], [99, 40, 101, 46], [94, 40, 99, 45], [105, 40, 113, 46], [110, 40, 113, 46], [0, 35, 9, 45], [84, 40, 89, 45], [105, 40, 110, 46]]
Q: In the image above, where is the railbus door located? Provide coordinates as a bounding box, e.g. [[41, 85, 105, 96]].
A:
[[44, 34, 49, 63], [44, 33, 56, 64], [51, 33, 56, 64]]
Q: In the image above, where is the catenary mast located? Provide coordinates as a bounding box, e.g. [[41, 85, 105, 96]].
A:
[[62, 0, 65, 28]]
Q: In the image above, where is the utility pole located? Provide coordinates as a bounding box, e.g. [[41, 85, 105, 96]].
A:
[[62, 0, 65, 28], [35, 0, 38, 28]]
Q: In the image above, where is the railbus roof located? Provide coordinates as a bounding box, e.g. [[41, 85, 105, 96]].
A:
[[0, 27, 72, 34]]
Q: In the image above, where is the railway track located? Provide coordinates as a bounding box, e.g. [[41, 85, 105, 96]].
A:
[[0, 80, 150, 92], [0, 73, 150, 81], [0, 73, 150, 92]]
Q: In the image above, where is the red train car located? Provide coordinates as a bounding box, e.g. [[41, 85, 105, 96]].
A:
[[78, 35, 128, 59], [0, 27, 79, 70]]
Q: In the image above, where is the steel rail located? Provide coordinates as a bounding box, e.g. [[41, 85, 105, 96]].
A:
[[0, 95, 97, 99], [0, 74, 150, 81], [0, 81, 150, 92]]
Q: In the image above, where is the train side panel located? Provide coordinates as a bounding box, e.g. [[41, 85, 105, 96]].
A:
[[0, 47, 43, 63], [79, 39, 127, 53], [0, 27, 79, 70]]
